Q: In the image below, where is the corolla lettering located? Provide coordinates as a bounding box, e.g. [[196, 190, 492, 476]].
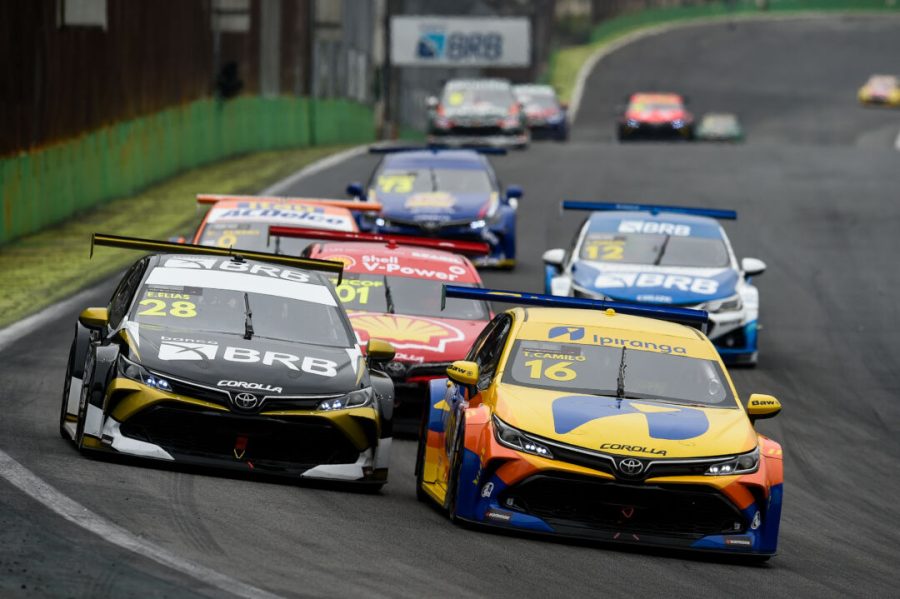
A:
[[217, 380, 283, 393], [600, 442, 667, 456]]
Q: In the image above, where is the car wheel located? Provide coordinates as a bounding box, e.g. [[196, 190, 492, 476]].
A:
[[414, 401, 431, 503], [444, 416, 465, 522], [58, 339, 76, 440], [74, 351, 96, 454]]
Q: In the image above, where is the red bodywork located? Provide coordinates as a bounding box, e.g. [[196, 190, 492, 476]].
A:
[[624, 93, 692, 125], [307, 241, 491, 384]]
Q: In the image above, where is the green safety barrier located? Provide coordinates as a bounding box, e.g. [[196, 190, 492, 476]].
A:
[[0, 96, 376, 246]]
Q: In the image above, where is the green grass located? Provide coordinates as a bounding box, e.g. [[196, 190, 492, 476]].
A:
[[0, 145, 351, 329], [548, 0, 900, 103]]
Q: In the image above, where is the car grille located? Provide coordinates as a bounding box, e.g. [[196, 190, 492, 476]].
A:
[[449, 125, 504, 136], [163, 375, 231, 408], [120, 403, 359, 468], [501, 473, 745, 538]]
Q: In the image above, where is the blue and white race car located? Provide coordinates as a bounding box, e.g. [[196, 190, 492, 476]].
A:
[[543, 202, 766, 365], [347, 147, 521, 268]]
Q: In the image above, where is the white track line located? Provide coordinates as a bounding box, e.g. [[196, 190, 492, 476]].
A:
[[0, 449, 282, 599], [894, 127, 900, 150], [259, 144, 368, 195], [0, 144, 366, 595]]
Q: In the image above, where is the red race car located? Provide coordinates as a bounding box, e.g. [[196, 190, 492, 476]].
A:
[[270, 227, 493, 411], [617, 93, 694, 141]]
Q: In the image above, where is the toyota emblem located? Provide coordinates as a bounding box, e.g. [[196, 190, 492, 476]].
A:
[[618, 457, 644, 476], [233, 392, 259, 409]]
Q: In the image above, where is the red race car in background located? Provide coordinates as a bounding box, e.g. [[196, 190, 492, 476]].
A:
[[617, 92, 694, 141], [270, 227, 493, 421], [189, 194, 382, 253]]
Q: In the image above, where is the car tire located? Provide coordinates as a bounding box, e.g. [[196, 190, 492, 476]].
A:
[[414, 401, 430, 503], [58, 338, 76, 440], [444, 415, 465, 522]]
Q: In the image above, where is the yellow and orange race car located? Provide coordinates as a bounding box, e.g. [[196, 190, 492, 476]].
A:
[[858, 74, 900, 106], [416, 287, 784, 559]]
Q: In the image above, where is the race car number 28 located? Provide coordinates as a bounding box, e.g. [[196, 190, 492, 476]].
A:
[[138, 299, 197, 318]]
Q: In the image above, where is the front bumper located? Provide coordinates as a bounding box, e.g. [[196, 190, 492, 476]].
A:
[[708, 319, 758, 365], [452, 440, 781, 556], [619, 121, 692, 139], [366, 221, 513, 267], [85, 378, 387, 484]]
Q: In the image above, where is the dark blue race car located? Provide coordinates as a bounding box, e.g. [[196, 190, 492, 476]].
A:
[[347, 148, 521, 268]]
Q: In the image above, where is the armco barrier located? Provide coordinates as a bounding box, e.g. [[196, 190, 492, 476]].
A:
[[0, 96, 375, 246]]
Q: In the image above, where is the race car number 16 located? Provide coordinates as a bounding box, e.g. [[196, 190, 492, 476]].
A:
[[525, 359, 577, 382]]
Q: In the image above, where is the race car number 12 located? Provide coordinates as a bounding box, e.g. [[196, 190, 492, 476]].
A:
[[138, 299, 197, 318]]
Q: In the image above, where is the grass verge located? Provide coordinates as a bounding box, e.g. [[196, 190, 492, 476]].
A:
[[549, 0, 900, 103], [0, 145, 352, 329]]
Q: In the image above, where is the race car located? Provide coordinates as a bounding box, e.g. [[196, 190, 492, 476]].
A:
[[857, 74, 900, 106], [513, 84, 568, 141], [190, 194, 381, 253], [347, 147, 521, 268], [426, 79, 529, 148], [269, 226, 493, 410], [416, 287, 784, 558], [59, 234, 396, 487], [695, 113, 744, 142], [617, 93, 694, 141], [543, 202, 766, 365]]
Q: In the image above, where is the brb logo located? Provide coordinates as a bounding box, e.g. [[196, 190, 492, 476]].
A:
[[416, 27, 503, 61]]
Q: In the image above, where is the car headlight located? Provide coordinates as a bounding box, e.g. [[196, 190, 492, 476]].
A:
[[433, 116, 451, 130], [701, 294, 743, 313], [500, 115, 520, 130], [319, 387, 373, 411], [470, 219, 487, 230], [705, 447, 759, 476], [493, 416, 554, 459], [626, 119, 639, 128], [119, 355, 171, 391], [672, 119, 685, 129]]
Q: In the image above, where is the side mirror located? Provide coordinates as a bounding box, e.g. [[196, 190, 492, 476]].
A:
[[446, 360, 479, 387], [741, 257, 766, 277], [426, 96, 439, 109], [346, 182, 364, 198], [79, 307, 109, 330], [366, 338, 395, 363], [505, 185, 523, 201], [747, 393, 781, 422], [542, 248, 565, 268]]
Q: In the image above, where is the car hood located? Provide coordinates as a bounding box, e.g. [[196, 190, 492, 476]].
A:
[[123, 323, 363, 396], [627, 108, 687, 123], [375, 191, 495, 224], [347, 311, 487, 365], [495, 385, 757, 459], [572, 260, 739, 305]]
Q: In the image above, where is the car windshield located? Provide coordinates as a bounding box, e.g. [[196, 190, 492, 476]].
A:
[[375, 168, 493, 194], [330, 273, 489, 320], [504, 340, 735, 407], [442, 83, 514, 110], [631, 101, 682, 111], [579, 232, 729, 268], [130, 279, 352, 347], [198, 222, 315, 255], [515, 89, 558, 110]]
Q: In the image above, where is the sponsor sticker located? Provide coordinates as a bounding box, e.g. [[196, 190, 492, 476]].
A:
[[594, 272, 720, 295], [350, 314, 465, 353], [485, 509, 512, 523]]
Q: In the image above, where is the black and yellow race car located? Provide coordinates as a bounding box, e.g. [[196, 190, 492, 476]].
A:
[[59, 234, 396, 487]]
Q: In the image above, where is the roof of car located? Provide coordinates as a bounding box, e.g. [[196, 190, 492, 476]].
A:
[[513, 307, 714, 358], [630, 92, 684, 103]]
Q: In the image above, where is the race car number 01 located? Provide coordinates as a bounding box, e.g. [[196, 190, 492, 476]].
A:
[[524, 359, 577, 382], [138, 299, 197, 318]]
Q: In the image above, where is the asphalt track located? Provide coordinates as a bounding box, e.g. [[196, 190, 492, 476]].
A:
[[2, 15, 899, 598]]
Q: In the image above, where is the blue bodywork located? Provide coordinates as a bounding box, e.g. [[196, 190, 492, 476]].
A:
[[546, 210, 758, 363], [355, 150, 517, 267]]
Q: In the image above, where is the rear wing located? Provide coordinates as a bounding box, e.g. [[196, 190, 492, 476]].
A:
[[91, 233, 344, 282], [562, 201, 736, 220], [268, 226, 490, 257], [368, 144, 507, 156], [442, 285, 709, 331], [196, 194, 382, 212]]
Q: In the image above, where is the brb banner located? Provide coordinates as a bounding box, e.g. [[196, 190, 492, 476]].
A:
[[391, 16, 531, 67]]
